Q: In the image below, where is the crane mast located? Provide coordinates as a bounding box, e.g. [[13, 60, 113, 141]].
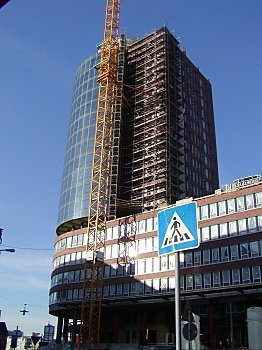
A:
[[79, 0, 120, 349]]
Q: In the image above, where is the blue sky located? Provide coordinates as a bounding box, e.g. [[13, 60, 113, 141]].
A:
[[0, 0, 261, 335]]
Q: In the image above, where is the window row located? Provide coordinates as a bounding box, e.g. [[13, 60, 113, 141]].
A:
[[199, 192, 262, 220], [49, 265, 262, 305], [52, 238, 262, 281], [183, 240, 262, 267], [200, 216, 262, 242], [54, 233, 85, 252]]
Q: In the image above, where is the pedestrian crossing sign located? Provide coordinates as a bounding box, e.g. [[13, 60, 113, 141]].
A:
[[158, 202, 199, 255]]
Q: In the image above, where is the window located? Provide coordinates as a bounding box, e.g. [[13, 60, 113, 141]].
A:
[[212, 248, 220, 263], [218, 201, 226, 216], [160, 256, 168, 270], [116, 284, 122, 296], [242, 267, 251, 283], [203, 249, 210, 264], [210, 225, 218, 240], [186, 275, 193, 290], [255, 192, 262, 207], [246, 194, 254, 209], [204, 272, 211, 288], [230, 245, 239, 260], [240, 243, 249, 259], [200, 205, 209, 220], [229, 221, 237, 236], [232, 269, 240, 285], [123, 283, 130, 296], [153, 257, 160, 272], [213, 271, 220, 287], [201, 227, 210, 241], [161, 278, 168, 292], [238, 219, 247, 234], [195, 274, 202, 289], [153, 279, 160, 293], [222, 270, 230, 286], [221, 246, 229, 262], [110, 285, 116, 297], [147, 218, 154, 232], [103, 285, 109, 297], [146, 258, 153, 273], [248, 217, 257, 233], [250, 241, 259, 257], [194, 251, 201, 265], [210, 203, 217, 218], [185, 252, 193, 267], [169, 277, 175, 291], [227, 198, 235, 214], [236, 196, 245, 212], [220, 223, 228, 238], [252, 266, 261, 282], [169, 254, 175, 269], [145, 280, 152, 294], [138, 220, 146, 233]]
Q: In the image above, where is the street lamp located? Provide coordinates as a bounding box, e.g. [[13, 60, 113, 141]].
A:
[[0, 248, 15, 253]]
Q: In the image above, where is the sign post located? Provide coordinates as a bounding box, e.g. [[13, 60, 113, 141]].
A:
[[158, 202, 199, 350]]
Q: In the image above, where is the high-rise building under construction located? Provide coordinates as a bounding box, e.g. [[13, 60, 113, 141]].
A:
[[50, 26, 223, 347], [56, 26, 218, 235]]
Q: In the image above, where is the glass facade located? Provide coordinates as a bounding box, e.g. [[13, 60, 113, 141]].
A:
[[57, 54, 100, 228]]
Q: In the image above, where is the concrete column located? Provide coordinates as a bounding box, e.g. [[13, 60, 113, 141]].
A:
[[208, 304, 215, 350], [63, 318, 69, 343], [72, 311, 77, 344], [56, 316, 63, 344]]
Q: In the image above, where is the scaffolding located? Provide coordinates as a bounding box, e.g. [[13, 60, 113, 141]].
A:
[[119, 27, 185, 213]]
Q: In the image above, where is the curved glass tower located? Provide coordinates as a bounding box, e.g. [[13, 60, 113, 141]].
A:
[[57, 53, 100, 234]]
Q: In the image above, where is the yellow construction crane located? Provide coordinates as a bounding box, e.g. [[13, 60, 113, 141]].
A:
[[79, 0, 121, 349]]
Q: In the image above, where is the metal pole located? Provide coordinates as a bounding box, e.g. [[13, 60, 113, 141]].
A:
[[175, 252, 181, 350]]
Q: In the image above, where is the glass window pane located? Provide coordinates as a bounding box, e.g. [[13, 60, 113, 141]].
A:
[[221, 246, 229, 262], [238, 219, 247, 234], [236, 196, 245, 212], [201, 227, 210, 242], [229, 221, 237, 236], [212, 248, 220, 263], [255, 192, 262, 207], [227, 198, 235, 214], [242, 267, 251, 283], [194, 251, 201, 266], [250, 241, 259, 257], [220, 223, 228, 238], [232, 269, 240, 284], [222, 270, 230, 286], [145, 280, 152, 294], [230, 245, 239, 260], [203, 250, 210, 265], [248, 216, 257, 233], [252, 266, 261, 282], [213, 271, 220, 287], [259, 216, 262, 230], [204, 272, 211, 288], [218, 201, 226, 216], [240, 243, 249, 259], [186, 275, 193, 290], [195, 273, 202, 289], [209, 203, 217, 218], [210, 225, 218, 240], [185, 252, 193, 267], [161, 278, 168, 292], [246, 194, 254, 209], [201, 205, 209, 220]]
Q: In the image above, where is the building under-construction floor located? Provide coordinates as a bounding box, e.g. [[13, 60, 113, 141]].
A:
[[51, 26, 220, 347]]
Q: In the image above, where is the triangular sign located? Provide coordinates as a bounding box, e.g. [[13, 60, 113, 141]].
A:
[[161, 211, 194, 248]]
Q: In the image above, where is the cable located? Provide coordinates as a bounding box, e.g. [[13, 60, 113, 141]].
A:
[[0, 245, 53, 251]]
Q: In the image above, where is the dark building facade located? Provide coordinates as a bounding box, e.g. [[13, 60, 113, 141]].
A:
[[50, 26, 224, 348]]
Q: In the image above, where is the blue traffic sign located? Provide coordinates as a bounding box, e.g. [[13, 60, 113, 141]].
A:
[[158, 202, 199, 256]]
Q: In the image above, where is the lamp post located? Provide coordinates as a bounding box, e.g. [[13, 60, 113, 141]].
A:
[[0, 248, 15, 253]]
